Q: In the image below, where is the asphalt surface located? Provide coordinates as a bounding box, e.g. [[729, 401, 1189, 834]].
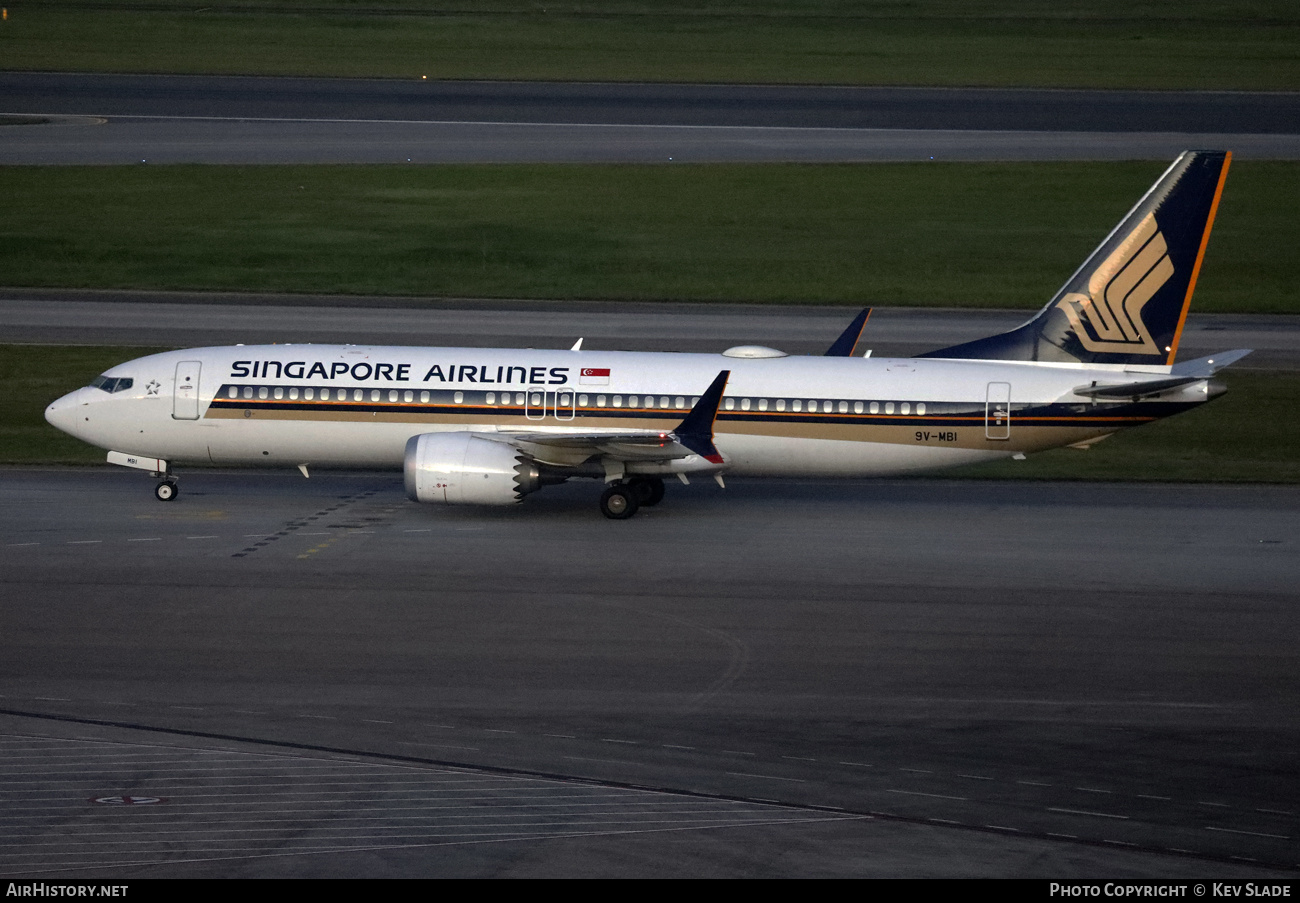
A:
[[6, 74, 1300, 132], [1, 470, 1296, 877], [3, 73, 1299, 162], [1, 289, 1294, 372]]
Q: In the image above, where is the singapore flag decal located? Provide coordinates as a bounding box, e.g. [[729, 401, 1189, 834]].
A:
[[579, 367, 611, 385]]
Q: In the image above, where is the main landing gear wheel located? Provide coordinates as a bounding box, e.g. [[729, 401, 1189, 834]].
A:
[[600, 484, 639, 520], [629, 476, 665, 507], [154, 480, 178, 502]]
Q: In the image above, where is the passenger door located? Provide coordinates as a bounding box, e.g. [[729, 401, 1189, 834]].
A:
[[172, 361, 202, 420], [985, 381, 1011, 440]]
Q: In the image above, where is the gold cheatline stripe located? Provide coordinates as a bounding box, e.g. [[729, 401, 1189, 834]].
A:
[[209, 398, 1155, 425]]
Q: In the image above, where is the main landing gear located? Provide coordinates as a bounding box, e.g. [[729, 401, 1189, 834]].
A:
[[154, 478, 179, 502], [599, 476, 664, 520]]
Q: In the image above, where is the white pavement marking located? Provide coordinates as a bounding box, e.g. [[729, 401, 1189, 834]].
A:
[[1205, 826, 1289, 840], [886, 789, 967, 802], [1048, 807, 1130, 820]]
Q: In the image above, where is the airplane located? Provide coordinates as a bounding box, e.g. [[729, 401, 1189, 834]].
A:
[[45, 150, 1248, 519]]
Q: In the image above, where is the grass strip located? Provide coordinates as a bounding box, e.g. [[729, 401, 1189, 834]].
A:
[[1, 162, 1295, 313], [5, 345, 1292, 483], [1, 2, 1297, 90]]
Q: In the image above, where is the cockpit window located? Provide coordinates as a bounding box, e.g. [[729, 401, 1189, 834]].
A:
[[89, 375, 134, 393]]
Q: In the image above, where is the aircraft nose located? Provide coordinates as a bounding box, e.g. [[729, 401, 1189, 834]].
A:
[[45, 388, 86, 435]]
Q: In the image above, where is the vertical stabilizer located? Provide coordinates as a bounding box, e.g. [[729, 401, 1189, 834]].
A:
[[919, 151, 1231, 366]]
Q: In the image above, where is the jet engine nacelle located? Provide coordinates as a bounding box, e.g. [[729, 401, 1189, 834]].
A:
[[403, 432, 540, 505]]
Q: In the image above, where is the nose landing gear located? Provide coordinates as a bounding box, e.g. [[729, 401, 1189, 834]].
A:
[[154, 479, 179, 502]]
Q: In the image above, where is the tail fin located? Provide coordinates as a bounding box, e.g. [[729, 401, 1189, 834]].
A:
[[919, 151, 1231, 366]]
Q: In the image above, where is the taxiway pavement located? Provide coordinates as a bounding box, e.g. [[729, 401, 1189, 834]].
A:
[[0, 470, 1296, 877], [2, 290, 1295, 372], [3, 73, 1299, 163]]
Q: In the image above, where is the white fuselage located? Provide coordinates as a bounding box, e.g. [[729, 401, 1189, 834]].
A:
[[45, 344, 1209, 477]]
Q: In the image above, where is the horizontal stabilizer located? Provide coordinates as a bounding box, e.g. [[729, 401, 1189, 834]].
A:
[[1073, 376, 1204, 399], [1170, 348, 1252, 377], [1073, 351, 1248, 399]]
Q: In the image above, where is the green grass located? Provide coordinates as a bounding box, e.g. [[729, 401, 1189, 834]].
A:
[[6, 344, 1293, 482], [2, 1, 1297, 89], [0, 162, 1294, 312]]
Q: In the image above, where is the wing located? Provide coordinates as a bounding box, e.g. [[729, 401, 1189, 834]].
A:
[[490, 370, 731, 468]]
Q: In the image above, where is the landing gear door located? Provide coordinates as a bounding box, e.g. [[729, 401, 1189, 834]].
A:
[[985, 381, 1011, 440], [173, 361, 202, 420]]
